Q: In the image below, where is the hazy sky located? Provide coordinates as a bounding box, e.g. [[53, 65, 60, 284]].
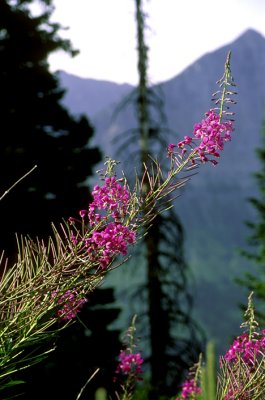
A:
[[45, 0, 265, 85]]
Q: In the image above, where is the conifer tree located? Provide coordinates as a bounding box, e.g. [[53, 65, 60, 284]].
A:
[[0, 2, 122, 399], [239, 122, 265, 324], [114, 1, 204, 398], [0, 0, 101, 257]]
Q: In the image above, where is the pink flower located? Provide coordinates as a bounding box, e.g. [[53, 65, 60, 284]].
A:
[[177, 135, 193, 148], [192, 110, 233, 163], [85, 222, 136, 268], [222, 328, 265, 399], [88, 176, 131, 225], [223, 331, 265, 366], [79, 209, 87, 218], [176, 378, 201, 399], [115, 351, 144, 378], [69, 175, 136, 269], [169, 110, 234, 166], [53, 290, 87, 321], [167, 143, 176, 156]]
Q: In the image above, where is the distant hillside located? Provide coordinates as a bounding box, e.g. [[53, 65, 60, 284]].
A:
[[57, 29, 265, 356], [58, 71, 133, 117]]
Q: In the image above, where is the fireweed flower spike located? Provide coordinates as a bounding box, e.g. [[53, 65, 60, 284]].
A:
[[69, 172, 137, 269], [115, 351, 143, 377], [52, 290, 87, 321], [176, 109, 234, 165], [175, 355, 202, 400], [113, 315, 143, 399], [218, 293, 265, 399], [175, 378, 201, 400], [168, 51, 236, 168], [223, 332, 265, 365]]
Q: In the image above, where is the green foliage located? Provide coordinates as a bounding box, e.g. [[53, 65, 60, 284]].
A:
[[201, 341, 216, 400], [0, 222, 102, 390], [216, 293, 265, 399], [239, 120, 265, 324], [17, 289, 121, 400], [0, 151, 206, 398], [95, 387, 108, 400]]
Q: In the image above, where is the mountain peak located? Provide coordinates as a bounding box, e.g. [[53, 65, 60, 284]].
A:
[[239, 28, 264, 38], [233, 28, 265, 45]]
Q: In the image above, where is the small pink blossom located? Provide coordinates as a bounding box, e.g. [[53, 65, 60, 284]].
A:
[[88, 176, 131, 225], [223, 331, 265, 366], [168, 110, 234, 166], [167, 143, 176, 156], [177, 135, 193, 148], [176, 378, 201, 399], [70, 175, 136, 269], [79, 209, 87, 218], [85, 222, 136, 269], [115, 351, 144, 378], [53, 290, 87, 321]]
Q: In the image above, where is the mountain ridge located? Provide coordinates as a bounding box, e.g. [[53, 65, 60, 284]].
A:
[[59, 70, 133, 117]]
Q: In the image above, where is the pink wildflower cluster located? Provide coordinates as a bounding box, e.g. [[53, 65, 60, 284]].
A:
[[224, 386, 250, 400], [87, 176, 131, 225], [53, 290, 87, 321], [84, 222, 136, 268], [168, 109, 234, 166], [224, 331, 265, 366], [70, 176, 136, 269], [222, 329, 265, 399], [176, 378, 201, 400], [115, 350, 144, 379]]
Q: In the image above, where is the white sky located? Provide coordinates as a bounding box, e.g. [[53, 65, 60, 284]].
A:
[[45, 0, 265, 85]]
